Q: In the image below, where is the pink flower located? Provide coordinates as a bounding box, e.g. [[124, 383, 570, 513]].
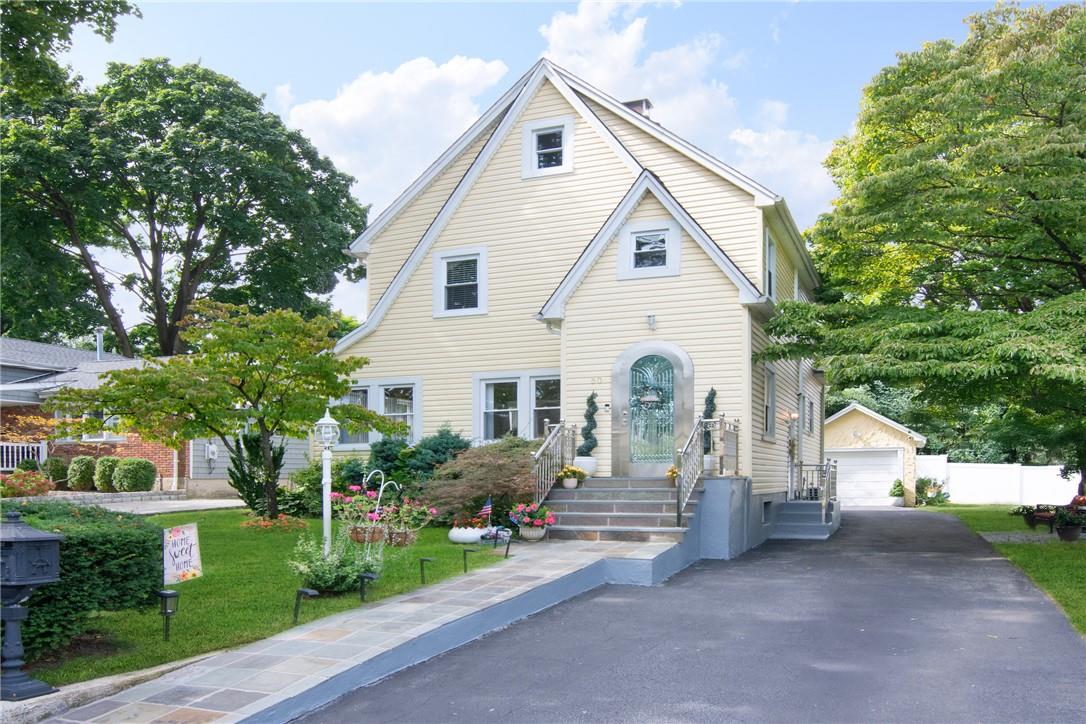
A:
[[429, 508, 438, 515], [533, 519, 543, 527], [367, 512, 381, 521], [348, 485, 362, 492], [366, 490, 378, 499], [516, 504, 525, 512], [344, 496, 353, 503]]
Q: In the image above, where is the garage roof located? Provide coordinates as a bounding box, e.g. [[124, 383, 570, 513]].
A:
[[825, 402, 928, 446]]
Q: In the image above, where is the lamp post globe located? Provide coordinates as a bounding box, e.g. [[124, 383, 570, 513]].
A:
[[314, 408, 340, 557]]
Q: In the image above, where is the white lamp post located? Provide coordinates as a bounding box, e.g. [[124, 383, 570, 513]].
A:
[[314, 408, 340, 557]]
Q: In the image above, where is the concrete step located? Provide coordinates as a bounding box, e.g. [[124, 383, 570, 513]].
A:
[[770, 522, 834, 540], [546, 488, 682, 502], [552, 511, 692, 528], [777, 510, 827, 524], [577, 477, 671, 490], [547, 525, 686, 543], [545, 499, 698, 514]]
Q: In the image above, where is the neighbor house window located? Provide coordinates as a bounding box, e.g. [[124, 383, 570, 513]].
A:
[[483, 380, 519, 440], [763, 366, 777, 439], [532, 377, 561, 436], [334, 378, 422, 449], [522, 116, 574, 178], [807, 399, 815, 434], [617, 218, 681, 280], [433, 248, 487, 317], [764, 229, 778, 299], [82, 411, 124, 442]]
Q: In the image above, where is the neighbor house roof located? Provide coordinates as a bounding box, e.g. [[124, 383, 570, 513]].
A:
[[825, 402, 928, 446], [39, 359, 147, 396], [0, 337, 126, 372]]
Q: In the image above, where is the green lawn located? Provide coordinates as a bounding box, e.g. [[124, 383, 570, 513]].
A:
[[30, 509, 500, 686], [931, 504, 1086, 635]]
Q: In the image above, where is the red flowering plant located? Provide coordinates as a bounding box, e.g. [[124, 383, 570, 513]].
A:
[[331, 486, 383, 526], [508, 502, 555, 528], [451, 514, 488, 529], [0, 470, 54, 498], [384, 497, 438, 532], [241, 513, 307, 531]]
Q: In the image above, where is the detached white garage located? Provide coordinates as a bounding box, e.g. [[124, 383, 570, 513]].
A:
[[824, 403, 927, 506]]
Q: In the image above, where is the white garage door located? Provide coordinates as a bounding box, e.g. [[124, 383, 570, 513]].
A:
[[829, 448, 903, 505]]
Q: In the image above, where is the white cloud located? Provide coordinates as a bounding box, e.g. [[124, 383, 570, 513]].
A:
[[273, 83, 294, 117], [285, 56, 508, 218]]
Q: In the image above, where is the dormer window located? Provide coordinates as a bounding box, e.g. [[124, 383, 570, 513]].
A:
[[433, 247, 488, 317], [617, 218, 681, 280], [522, 116, 574, 178]]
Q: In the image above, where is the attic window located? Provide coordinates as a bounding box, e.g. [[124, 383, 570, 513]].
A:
[[617, 218, 681, 280], [522, 116, 574, 178], [433, 247, 488, 318]]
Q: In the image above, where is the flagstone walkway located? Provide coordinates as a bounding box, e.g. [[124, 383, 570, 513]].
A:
[[49, 538, 674, 724]]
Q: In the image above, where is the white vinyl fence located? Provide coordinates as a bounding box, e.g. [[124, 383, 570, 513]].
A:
[[916, 455, 1077, 505]]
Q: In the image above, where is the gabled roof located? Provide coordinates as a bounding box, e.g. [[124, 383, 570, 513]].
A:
[[0, 337, 126, 372], [825, 402, 928, 446], [538, 171, 764, 321]]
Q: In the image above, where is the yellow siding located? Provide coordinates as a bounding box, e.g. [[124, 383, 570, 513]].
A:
[[363, 115, 503, 311], [825, 409, 919, 504], [338, 79, 637, 439], [585, 98, 764, 287], [562, 193, 747, 477]]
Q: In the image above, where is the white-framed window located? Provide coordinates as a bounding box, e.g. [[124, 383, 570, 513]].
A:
[[807, 399, 815, 434], [82, 410, 125, 442], [522, 116, 575, 178], [433, 247, 487, 318], [763, 366, 777, 440], [335, 378, 422, 450], [764, 229, 778, 300], [473, 370, 561, 442], [617, 218, 681, 280]]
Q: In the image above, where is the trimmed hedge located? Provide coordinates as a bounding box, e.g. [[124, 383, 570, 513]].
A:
[[16, 458, 41, 472], [67, 456, 96, 491], [94, 456, 121, 492], [15, 501, 162, 659], [113, 458, 157, 492], [43, 456, 69, 488]]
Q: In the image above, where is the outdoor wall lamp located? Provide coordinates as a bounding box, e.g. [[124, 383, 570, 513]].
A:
[[157, 590, 179, 642], [293, 587, 319, 625], [646, 314, 657, 331]]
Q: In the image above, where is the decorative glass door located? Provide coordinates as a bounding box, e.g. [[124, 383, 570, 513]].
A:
[[629, 355, 675, 465]]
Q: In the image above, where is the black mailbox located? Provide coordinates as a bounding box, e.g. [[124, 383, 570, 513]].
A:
[[1, 510, 64, 701]]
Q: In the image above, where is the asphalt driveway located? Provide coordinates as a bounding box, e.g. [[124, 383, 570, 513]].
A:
[[299, 510, 1085, 723]]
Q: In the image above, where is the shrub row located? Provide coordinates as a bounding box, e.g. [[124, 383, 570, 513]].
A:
[[66, 456, 157, 493], [14, 501, 162, 659]]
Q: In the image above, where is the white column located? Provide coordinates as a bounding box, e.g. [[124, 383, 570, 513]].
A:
[[322, 446, 333, 557]]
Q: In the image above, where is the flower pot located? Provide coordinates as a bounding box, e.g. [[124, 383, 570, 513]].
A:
[[519, 524, 547, 541], [448, 526, 485, 544], [387, 529, 418, 547], [350, 525, 386, 544], [561, 477, 579, 489], [1056, 525, 1082, 543], [573, 456, 597, 477], [890, 496, 905, 507]]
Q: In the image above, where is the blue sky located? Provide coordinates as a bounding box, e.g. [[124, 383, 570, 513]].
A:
[[61, 1, 1009, 321]]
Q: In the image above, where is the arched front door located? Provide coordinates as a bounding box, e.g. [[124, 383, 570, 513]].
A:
[[611, 341, 694, 477]]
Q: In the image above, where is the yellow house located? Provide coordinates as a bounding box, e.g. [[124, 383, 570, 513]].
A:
[[824, 403, 927, 507], [333, 59, 835, 551]]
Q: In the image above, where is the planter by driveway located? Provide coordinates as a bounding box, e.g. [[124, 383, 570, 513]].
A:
[[303, 510, 1085, 723]]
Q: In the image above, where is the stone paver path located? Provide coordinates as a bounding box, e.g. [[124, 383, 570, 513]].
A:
[[51, 538, 672, 723], [95, 498, 244, 516], [980, 531, 1083, 544]]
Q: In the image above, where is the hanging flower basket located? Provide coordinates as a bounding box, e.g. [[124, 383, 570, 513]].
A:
[[386, 528, 419, 547], [349, 525, 386, 544]]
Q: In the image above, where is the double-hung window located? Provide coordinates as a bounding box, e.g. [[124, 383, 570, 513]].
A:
[[475, 371, 561, 442], [483, 380, 519, 440], [339, 388, 370, 445], [617, 218, 680, 280], [763, 366, 777, 440], [522, 116, 574, 178], [82, 410, 125, 442], [532, 377, 561, 436], [335, 379, 421, 450], [382, 386, 415, 437], [434, 248, 487, 317]]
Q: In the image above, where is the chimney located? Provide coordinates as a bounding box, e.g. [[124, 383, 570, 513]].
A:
[[95, 327, 105, 361], [623, 98, 653, 118]]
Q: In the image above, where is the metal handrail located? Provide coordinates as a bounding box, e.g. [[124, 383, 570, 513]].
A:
[[531, 419, 576, 505], [793, 461, 838, 524], [675, 415, 741, 527]]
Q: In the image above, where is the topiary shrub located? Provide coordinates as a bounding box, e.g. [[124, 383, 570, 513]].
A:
[[17, 501, 161, 659], [577, 392, 598, 457], [15, 458, 41, 472], [67, 456, 96, 491], [43, 456, 70, 488], [94, 456, 121, 492], [702, 388, 717, 454], [427, 436, 535, 525], [112, 458, 157, 492]]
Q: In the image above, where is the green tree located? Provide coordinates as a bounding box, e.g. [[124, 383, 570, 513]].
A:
[[2, 59, 367, 355], [47, 302, 400, 517], [761, 293, 1086, 493], [813, 4, 1085, 312]]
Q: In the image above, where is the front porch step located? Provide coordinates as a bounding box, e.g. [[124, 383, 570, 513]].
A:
[[547, 525, 686, 543], [546, 487, 689, 502], [552, 511, 693, 528], [577, 477, 672, 489], [546, 498, 698, 514]]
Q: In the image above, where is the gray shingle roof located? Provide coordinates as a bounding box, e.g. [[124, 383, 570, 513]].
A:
[[0, 337, 128, 371]]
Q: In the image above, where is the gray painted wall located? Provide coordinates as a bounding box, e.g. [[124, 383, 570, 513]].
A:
[[189, 435, 311, 481]]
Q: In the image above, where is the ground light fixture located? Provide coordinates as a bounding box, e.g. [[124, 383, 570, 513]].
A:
[[418, 557, 435, 585], [359, 572, 379, 602], [157, 590, 179, 642], [293, 588, 319, 625], [462, 547, 479, 573]]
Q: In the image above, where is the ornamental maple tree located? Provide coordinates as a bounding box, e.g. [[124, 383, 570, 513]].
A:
[[47, 303, 400, 517]]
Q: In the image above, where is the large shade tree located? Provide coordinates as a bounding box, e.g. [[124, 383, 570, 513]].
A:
[[48, 303, 399, 517], [2, 58, 367, 355]]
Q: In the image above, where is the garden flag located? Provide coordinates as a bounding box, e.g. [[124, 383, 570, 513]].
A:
[[479, 496, 493, 521], [163, 523, 203, 585]]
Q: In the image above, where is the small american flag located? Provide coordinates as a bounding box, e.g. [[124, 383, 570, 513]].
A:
[[478, 496, 492, 518]]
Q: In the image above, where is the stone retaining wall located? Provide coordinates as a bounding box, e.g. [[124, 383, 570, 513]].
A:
[[3, 490, 187, 506]]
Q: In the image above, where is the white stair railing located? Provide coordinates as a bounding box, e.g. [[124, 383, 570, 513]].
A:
[[531, 419, 576, 505]]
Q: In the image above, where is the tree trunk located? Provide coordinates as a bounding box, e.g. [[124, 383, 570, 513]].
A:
[[259, 425, 278, 519]]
